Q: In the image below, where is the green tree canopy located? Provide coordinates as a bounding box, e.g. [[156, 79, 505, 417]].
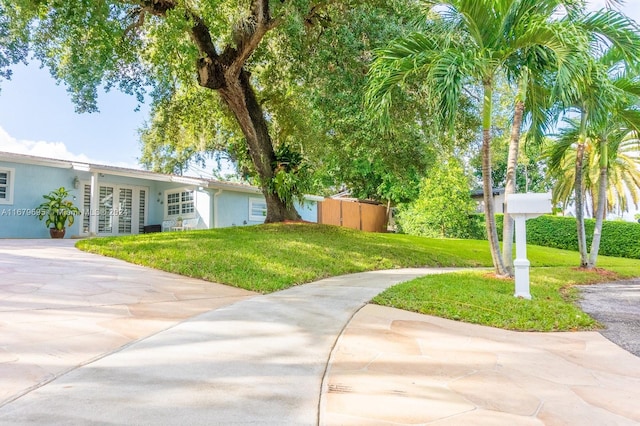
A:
[[2, 0, 424, 221], [138, 1, 451, 205]]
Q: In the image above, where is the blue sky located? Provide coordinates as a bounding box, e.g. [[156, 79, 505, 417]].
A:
[[0, 1, 639, 172], [0, 63, 148, 168]]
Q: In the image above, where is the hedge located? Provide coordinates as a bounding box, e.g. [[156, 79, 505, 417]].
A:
[[468, 214, 640, 260]]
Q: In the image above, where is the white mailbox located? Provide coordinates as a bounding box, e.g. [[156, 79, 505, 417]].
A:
[[506, 192, 552, 299], [507, 193, 552, 216]]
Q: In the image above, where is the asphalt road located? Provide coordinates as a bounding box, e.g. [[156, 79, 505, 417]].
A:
[[578, 279, 640, 357]]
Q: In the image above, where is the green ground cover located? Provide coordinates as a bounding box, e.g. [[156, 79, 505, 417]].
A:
[[77, 223, 640, 331]]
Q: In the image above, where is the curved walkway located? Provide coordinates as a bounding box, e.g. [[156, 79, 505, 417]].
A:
[[1, 240, 639, 424]]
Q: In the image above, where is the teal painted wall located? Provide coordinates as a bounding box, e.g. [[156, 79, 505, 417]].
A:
[[0, 161, 168, 238], [70, 172, 173, 236], [215, 191, 257, 227], [297, 200, 318, 223], [213, 190, 318, 228], [0, 161, 81, 238]]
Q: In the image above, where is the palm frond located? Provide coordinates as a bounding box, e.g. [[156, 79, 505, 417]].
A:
[[366, 31, 446, 126], [579, 9, 640, 65]]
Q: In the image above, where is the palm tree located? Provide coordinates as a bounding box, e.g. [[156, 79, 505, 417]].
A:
[[572, 8, 640, 268], [604, 131, 640, 214], [502, 46, 564, 275], [548, 106, 640, 267], [550, 122, 640, 212], [366, 0, 581, 276], [549, 23, 640, 268], [501, 2, 640, 275], [589, 121, 640, 266]]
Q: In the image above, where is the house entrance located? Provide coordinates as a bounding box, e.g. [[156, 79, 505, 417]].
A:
[[81, 184, 147, 236]]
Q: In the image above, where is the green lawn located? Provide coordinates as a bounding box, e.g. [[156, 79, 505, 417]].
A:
[[372, 268, 612, 331], [76, 223, 493, 292], [76, 222, 640, 331]]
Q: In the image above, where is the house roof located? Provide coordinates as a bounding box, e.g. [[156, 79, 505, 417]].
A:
[[470, 187, 505, 197], [328, 189, 383, 205], [0, 151, 327, 200], [0, 151, 261, 194]]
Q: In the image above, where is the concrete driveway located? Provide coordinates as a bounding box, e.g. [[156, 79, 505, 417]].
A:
[[0, 239, 255, 406], [322, 305, 640, 425], [1, 240, 640, 425]]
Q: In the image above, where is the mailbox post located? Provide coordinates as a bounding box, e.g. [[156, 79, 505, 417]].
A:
[[505, 193, 552, 299]]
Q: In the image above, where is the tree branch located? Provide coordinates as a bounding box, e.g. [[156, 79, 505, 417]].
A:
[[124, 6, 146, 36], [190, 14, 218, 60], [139, 0, 176, 16], [227, 0, 279, 78], [186, 10, 226, 89]]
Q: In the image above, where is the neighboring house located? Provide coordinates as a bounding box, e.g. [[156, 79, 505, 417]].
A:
[[470, 187, 505, 214], [0, 152, 321, 238]]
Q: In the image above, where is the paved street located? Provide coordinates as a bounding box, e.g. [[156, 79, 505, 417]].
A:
[[579, 279, 640, 357]]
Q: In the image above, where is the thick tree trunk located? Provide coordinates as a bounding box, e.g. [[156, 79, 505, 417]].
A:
[[482, 83, 508, 276], [502, 98, 525, 277], [588, 142, 608, 268], [218, 71, 301, 223], [187, 1, 300, 223]]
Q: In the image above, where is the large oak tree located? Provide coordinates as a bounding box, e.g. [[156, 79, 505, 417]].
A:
[[1, 0, 406, 222], [136, 1, 435, 207]]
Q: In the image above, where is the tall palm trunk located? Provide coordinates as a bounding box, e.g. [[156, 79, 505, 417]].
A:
[[502, 73, 528, 277], [588, 140, 608, 268], [575, 110, 589, 267], [482, 81, 508, 276]]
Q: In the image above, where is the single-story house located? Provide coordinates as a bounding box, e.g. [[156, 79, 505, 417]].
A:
[[470, 187, 505, 214], [0, 151, 321, 238]]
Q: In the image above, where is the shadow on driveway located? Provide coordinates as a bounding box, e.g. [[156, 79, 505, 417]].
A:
[[0, 239, 255, 406]]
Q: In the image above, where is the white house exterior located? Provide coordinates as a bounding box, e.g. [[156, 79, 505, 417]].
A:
[[471, 188, 506, 214], [0, 152, 320, 238]]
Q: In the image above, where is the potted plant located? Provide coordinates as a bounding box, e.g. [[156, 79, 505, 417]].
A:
[[36, 187, 81, 238], [176, 216, 183, 227]]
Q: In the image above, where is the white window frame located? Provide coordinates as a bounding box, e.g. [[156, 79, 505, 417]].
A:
[[165, 188, 196, 218], [0, 167, 15, 205], [249, 198, 267, 222]]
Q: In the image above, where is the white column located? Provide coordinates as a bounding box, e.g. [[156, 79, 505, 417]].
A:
[[213, 189, 222, 228], [89, 172, 99, 236], [513, 215, 531, 299]]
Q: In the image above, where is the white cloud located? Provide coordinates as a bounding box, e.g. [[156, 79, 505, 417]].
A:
[[0, 125, 142, 170]]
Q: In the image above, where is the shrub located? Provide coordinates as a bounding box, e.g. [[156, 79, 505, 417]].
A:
[[469, 214, 640, 259], [396, 159, 477, 238]]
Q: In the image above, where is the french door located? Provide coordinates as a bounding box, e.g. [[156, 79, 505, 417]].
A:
[[82, 184, 147, 235]]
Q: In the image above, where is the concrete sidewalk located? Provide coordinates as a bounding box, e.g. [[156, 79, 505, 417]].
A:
[[2, 240, 639, 425]]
